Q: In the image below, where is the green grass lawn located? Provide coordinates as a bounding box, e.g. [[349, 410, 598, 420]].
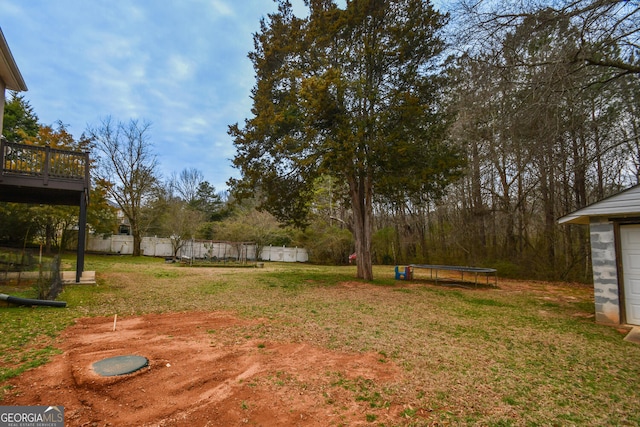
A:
[[1, 254, 639, 426]]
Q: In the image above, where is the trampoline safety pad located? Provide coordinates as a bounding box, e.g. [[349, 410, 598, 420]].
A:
[[92, 355, 149, 377]]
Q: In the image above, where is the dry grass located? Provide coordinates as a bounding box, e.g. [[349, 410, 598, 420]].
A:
[[2, 255, 640, 425]]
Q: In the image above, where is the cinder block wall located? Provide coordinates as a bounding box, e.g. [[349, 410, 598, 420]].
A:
[[589, 218, 621, 325]]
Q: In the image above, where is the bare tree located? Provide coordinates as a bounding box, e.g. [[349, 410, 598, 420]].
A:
[[89, 117, 159, 256], [162, 198, 205, 259], [450, 0, 640, 80], [171, 167, 204, 205], [435, 1, 637, 280]]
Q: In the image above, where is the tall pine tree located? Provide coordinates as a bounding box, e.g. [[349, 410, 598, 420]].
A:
[[229, 0, 463, 279]]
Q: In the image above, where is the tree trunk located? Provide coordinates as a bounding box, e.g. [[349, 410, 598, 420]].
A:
[[539, 144, 557, 275], [470, 141, 486, 258], [45, 222, 53, 255], [131, 220, 142, 257], [349, 173, 374, 281]]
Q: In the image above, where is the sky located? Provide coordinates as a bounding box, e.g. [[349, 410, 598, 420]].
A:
[[0, 0, 317, 192]]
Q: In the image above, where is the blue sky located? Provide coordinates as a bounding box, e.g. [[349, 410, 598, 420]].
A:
[[0, 0, 315, 192]]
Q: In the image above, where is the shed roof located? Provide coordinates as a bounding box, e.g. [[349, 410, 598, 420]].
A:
[[0, 27, 27, 91], [558, 184, 640, 225]]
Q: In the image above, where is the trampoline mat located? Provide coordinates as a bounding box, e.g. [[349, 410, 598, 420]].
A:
[[92, 355, 149, 377]]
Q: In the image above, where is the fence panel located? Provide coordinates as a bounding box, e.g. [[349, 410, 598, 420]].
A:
[[87, 236, 307, 262]]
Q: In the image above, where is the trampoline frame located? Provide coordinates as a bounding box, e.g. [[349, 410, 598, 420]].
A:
[[410, 264, 497, 287]]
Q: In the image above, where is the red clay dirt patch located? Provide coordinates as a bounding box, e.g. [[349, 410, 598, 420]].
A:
[[2, 311, 403, 426]]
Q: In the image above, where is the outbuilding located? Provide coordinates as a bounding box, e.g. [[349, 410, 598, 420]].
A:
[[559, 184, 640, 326]]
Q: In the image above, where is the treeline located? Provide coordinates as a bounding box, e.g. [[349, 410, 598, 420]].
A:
[[3, 1, 639, 281], [363, 1, 640, 281]]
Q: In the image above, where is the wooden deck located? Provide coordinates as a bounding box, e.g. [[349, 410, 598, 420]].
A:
[[0, 139, 90, 282], [0, 139, 89, 205]]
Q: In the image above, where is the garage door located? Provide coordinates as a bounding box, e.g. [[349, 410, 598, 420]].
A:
[[621, 225, 640, 325]]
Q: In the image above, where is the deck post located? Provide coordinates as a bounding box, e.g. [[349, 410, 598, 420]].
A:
[[76, 190, 87, 283], [0, 136, 4, 182]]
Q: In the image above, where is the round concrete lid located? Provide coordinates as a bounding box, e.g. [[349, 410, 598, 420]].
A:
[[92, 355, 149, 377]]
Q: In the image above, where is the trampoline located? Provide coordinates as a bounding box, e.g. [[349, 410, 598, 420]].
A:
[[410, 264, 497, 287]]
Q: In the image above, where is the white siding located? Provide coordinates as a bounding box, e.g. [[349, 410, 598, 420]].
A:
[[558, 185, 640, 224], [621, 225, 640, 325]]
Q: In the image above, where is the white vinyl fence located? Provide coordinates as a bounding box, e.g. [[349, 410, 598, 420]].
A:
[[86, 235, 308, 263]]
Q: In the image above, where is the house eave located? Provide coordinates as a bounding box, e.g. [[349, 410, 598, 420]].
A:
[[559, 213, 640, 225], [558, 184, 640, 226], [0, 27, 27, 92], [557, 215, 590, 225]]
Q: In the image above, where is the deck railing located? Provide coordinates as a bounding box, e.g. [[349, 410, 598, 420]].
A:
[[0, 139, 89, 185]]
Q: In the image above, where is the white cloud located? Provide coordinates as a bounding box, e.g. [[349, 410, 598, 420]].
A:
[[209, 0, 234, 17], [0, 2, 25, 19], [86, 32, 139, 62], [167, 55, 195, 81]]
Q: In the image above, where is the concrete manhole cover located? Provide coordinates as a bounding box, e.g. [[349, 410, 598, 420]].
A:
[[92, 355, 149, 377]]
